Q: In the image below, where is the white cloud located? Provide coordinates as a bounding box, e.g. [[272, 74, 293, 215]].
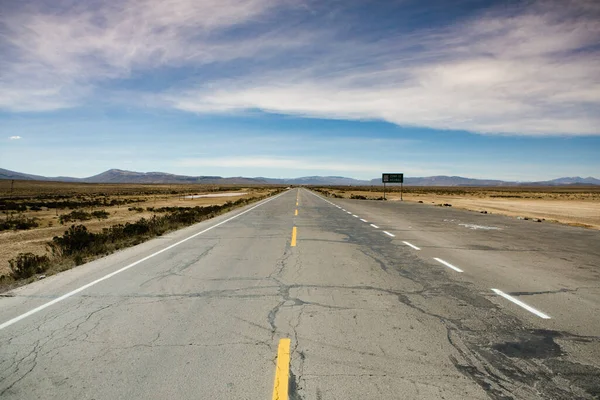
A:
[[0, 0, 307, 111], [2, 0, 599, 136], [8, 136, 22, 140], [166, 1, 600, 136]]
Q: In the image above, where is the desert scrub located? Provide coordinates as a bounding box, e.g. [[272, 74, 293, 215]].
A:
[[0, 213, 39, 231], [9, 253, 50, 279], [59, 209, 110, 224], [91, 210, 110, 219]]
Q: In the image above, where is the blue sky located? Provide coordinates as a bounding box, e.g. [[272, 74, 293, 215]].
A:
[[1, 0, 599, 180]]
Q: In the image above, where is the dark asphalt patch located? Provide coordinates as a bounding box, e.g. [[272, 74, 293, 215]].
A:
[[493, 330, 562, 359]]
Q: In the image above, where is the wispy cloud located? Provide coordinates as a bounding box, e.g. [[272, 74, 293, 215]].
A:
[[166, 1, 600, 136], [0, 0, 307, 110], [2, 0, 599, 136], [8, 136, 22, 140]]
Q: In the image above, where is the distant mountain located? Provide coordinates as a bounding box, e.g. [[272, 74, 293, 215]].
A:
[[282, 176, 372, 185], [0, 168, 598, 186], [369, 175, 509, 186], [542, 176, 600, 185], [0, 168, 80, 182], [0, 168, 48, 181], [83, 169, 269, 185]]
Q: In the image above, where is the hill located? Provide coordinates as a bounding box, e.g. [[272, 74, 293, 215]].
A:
[[0, 168, 598, 186]]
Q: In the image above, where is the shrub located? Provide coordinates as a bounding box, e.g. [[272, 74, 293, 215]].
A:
[[50, 225, 98, 256], [0, 214, 39, 231], [59, 210, 92, 224], [9, 253, 50, 279], [91, 210, 110, 219]]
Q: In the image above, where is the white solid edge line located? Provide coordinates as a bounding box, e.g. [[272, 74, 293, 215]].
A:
[[402, 241, 421, 250], [360, 219, 368, 222], [370, 224, 379, 228], [433, 257, 463, 273], [383, 231, 395, 237], [0, 190, 290, 331], [491, 289, 551, 319]]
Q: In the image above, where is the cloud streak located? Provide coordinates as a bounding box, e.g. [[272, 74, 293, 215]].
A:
[[167, 1, 600, 136], [2, 0, 599, 136], [1, 0, 304, 110]]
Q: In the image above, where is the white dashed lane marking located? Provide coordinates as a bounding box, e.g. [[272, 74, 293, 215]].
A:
[[306, 189, 556, 321], [491, 289, 551, 319], [402, 241, 421, 250], [433, 257, 463, 273]]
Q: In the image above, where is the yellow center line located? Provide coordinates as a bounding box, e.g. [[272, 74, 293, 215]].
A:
[[294, 209, 298, 216], [272, 338, 291, 400], [291, 226, 297, 247]]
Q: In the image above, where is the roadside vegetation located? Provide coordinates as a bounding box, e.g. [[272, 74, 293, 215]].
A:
[[0, 181, 284, 290], [0, 213, 39, 231]]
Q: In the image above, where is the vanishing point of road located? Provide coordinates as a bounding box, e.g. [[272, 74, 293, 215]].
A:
[[1, 189, 599, 399]]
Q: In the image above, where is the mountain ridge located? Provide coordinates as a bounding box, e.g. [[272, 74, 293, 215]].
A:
[[1, 168, 598, 186]]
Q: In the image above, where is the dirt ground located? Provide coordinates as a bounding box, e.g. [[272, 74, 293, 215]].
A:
[[0, 187, 271, 276], [324, 187, 600, 230]]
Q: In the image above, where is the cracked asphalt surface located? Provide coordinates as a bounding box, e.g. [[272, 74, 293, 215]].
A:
[[1, 188, 599, 399]]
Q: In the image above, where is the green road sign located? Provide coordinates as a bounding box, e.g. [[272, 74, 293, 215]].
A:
[[382, 173, 403, 183]]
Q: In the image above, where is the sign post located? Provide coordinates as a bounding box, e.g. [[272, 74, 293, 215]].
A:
[[382, 173, 404, 201]]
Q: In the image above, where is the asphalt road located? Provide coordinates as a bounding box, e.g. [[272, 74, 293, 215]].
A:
[[1, 188, 599, 399]]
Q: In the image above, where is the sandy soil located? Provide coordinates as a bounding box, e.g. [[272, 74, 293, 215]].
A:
[[402, 195, 600, 229], [0, 190, 269, 276]]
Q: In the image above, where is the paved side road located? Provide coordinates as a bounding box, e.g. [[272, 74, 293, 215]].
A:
[[0, 188, 599, 399]]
